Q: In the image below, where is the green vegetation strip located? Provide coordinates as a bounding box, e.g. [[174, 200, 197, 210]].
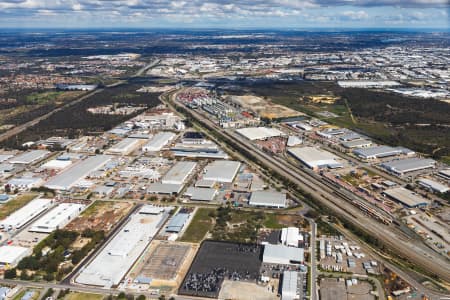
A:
[[180, 208, 215, 243], [0, 193, 37, 219]]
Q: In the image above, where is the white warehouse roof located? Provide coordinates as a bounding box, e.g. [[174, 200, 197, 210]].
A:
[[383, 187, 429, 208], [0, 198, 53, 230], [142, 132, 176, 152], [0, 246, 32, 266], [10, 150, 50, 165], [41, 159, 72, 169], [263, 244, 304, 265], [184, 187, 218, 201], [29, 203, 85, 233], [236, 127, 285, 141], [45, 155, 111, 190], [202, 160, 241, 183], [161, 161, 197, 185], [282, 271, 299, 300], [107, 138, 142, 155], [249, 190, 287, 208], [281, 227, 302, 247], [417, 178, 449, 194], [288, 146, 341, 169], [76, 206, 169, 287]]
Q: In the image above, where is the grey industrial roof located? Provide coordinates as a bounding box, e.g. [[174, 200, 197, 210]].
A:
[[353, 146, 401, 158], [45, 155, 111, 190], [184, 187, 217, 201], [341, 139, 372, 149], [282, 271, 299, 300], [166, 213, 189, 232], [10, 150, 49, 164], [249, 190, 286, 208], [384, 187, 429, 208], [161, 161, 197, 185], [417, 178, 449, 193], [147, 183, 182, 194], [381, 158, 435, 175], [288, 147, 341, 169], [263, 244, 304, 264], [203, 160, 241, 183]]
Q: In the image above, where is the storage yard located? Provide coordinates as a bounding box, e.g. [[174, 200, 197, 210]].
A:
[[179, 241, 263, 298]]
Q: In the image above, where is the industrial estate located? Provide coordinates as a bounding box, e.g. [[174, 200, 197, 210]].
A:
[[0, 29, 448, 300]]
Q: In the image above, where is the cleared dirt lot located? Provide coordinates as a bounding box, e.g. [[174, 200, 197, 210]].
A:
[[228, 95, 304, 119], [219, 280, 278, 300], [65, 200, 134, 233]]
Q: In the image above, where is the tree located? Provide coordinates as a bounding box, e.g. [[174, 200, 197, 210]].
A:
[[136, 295, 146, 300], [4, 268, 16, 279], [118, 292, 126, 299]]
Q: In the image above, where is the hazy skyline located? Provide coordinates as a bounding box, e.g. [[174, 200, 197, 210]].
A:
[[0, 0, 448, 29]]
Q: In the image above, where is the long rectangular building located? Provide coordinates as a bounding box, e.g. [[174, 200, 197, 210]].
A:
[[161, 161, 197, 185], [29, 203, 85, 233], [45, 155, 111, 190], [10, 150, 50, 165], [0, 198, 53, 230], [142, 132, 176, 152], [106, 138, 142, 155], [288, 146, 342, 169], [380, 158, 436, 176], [383, 187, 429, 208], [76, 205, 170, 287], [202, 160, 241, 183]]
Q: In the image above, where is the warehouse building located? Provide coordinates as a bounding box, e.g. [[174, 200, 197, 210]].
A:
[[0, 198, 53, 230], [263, 244, 304, 265], [142, 132, 176, 152], [341, 139, 372, 149], [10, 150, 50, 165], [0, 246, 32, 267], [353, 146, 414, 160], [236, 127, 285, 141], [29, 203, 85, 233], [288, 146, 342, 169], [281, 227, 303, 247], [438, 169, 450, 181], [281, 271, 300, 300], [249, 190, 287, 208], [417, 178, 449, 194], [383, 187, 429, 208], [147, 183, 183, 195], [7, 176, 44, 191], [106, 138, 143, 155], [184, 187, 218, 201], [161, 161, 197, 185], [76, 205, 170, 287], [45, 155, 111, 191], [202, 160, 241, 183], [166, 212, 190, 233], [380, 158, 436, 176], [40, 159, 72, 170]]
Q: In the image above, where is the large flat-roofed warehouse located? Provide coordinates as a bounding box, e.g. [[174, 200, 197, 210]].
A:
[[202, 160, 241, 183], [353, 146, 411, 160], [161, 161, 197, 185], [236, 127, 285, 141], [281, 271, 300, 300], [341, 139, 372, 149], [281, 227, 303, 247], [142, 132, 176, 152], [184, 187, 218, 201], [0, 198, 53, 230], [106, 138, 142, 155], [147, 183, 183, 195], [76, 205, 170, 288], [29, 203, 85, 233], [380, 158, 436, 176], [288, 146, 342, 169], [263, 244, 304, 264], [44, 155, 111, 191], [10, 150, 50, 165], [249, 190, 287, 208], [0, 246, 32, 267], [417, 178, 449, 194], [383, 187, 429, 208]]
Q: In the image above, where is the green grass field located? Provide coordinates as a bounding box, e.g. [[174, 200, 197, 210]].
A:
[[65, 292, 104, 300], [180, 208, 215, 243], [0, 193, 38, 219], [25, 91, 64, 104]]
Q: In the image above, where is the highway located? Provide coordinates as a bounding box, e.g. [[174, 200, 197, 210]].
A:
[[165, 93, 450, 286]]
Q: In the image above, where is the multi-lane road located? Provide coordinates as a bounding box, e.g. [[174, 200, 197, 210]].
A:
[[165, 93, 450, 289]]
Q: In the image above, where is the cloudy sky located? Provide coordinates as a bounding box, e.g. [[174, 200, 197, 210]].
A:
[[0, 0, 448, 29]]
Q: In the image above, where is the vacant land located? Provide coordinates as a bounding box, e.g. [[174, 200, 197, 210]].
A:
[[179, 208, 215, 243], [65, 200, 134, 233], [179, 241, 262, 298], [0, 193, 37, 219], [65, 292, 104, 300], [219, 280, 277, 300]]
